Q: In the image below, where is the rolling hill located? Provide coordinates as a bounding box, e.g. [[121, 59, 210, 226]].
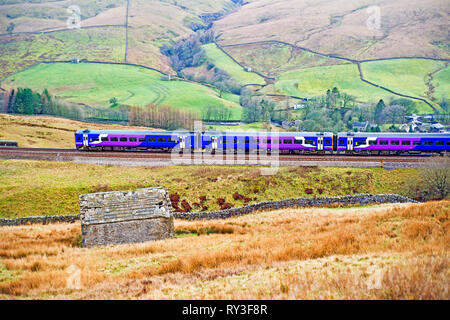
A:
[[0, 0, 448, 119]]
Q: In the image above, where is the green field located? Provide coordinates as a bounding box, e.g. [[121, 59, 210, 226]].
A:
[[202, 43, 266, 85], [0, 27, 126, 80], [3, 62, 243, 119], [224, 42, 344, 77], [267, 63, 392, 100], [0, 159, 418, 218], [433, 65, 450, 101], [264, 62, 441, 114], [361, 59, 449, 112]]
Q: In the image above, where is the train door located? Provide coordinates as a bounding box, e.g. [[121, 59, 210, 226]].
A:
[[179, 136, 186, 150], [333, 135, 338, 152], [317, 136, 324, 151], [211, 136, 218, 152], [196, 132, 202, 151], [83, 133, 89, 148], [348, 137, 354, 151], [245, 137, 250, 154]]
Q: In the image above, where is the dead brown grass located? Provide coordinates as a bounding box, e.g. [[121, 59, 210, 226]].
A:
[[0, 114, 158, 148], [0, 201, 448, 299]]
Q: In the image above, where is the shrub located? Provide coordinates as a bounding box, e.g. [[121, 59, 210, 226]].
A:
[[305, 188, 314, 195], [233, 192, 244, 200], [220, 203, 233, 210], [217, 198, 226, 206], [181, 200, 193, 213]]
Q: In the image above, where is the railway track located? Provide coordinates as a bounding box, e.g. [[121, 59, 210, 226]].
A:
[[0, 147, 434, 168]]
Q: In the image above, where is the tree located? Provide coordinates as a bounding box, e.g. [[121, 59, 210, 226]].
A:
[[341, 93, 356, 108], [374, 99, 386, 123], [109, 97, 118, 106], [7, 89, 16, 113], [6, 22, 14, 34], [380, 104, 406, 124], [408, 157, 450, 201]]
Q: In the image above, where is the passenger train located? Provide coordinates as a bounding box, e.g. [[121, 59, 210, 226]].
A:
[[75, 130, 450, 155]]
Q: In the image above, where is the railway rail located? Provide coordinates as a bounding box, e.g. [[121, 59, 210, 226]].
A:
[[0, 147, 436, 169]]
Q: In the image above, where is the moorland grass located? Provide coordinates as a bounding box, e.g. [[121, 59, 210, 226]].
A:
[[0, 159, 419, 218], [0, 201, 447, 299]]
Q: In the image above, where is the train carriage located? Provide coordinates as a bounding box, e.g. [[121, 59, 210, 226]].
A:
[[76, 130, 449, 155], [337, 133, 450, 155]]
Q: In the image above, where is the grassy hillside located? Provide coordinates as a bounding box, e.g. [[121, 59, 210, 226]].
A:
[[0, 114, 159, 148], [0, 0, 239, 78], [0, 201, 448, 298], [202, 43, 265, 85], [215, 0, 449, 60], [223, 42, 346, 77], [0, 159, 419, 218], [0, 27, 126, 80], [361, 59, 448, 112], [266, 63, 390, 100], [260, 62, 438, 113], [2, 62, 243, 118]]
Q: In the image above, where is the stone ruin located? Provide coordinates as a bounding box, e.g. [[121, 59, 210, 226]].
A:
[[79, 187, 174, 248]]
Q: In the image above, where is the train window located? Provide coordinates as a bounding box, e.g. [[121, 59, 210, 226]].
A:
[[139, 138, 146, 142], [380, 141, 388, 145], [324, 139, 332, 146], [129, 138, 137, 142], [401, 141, 411, 145], [306, 139, 314, 145], [256, 139, 260, 144], [369, 140, 377, 145], [413, 141, 421, 145], [120, 137, 127, 142], [149, 138, 156, 143], [101, 137, 108, 142], [447, 141, 450, 146], [76, 137, 82, 142], [111, 137, 118, 142], [295, 140, 304, 145], [391, 141, 399, 145], [436, 141, 444, 146], [168, 138, 177, 143], [424, 141, 433, 146], [264, 139, 271, 144], [283, 139, 293, 144], [272, 140, 279, 145], [158, 138, 166, 143], [339, 139, 346, 146]]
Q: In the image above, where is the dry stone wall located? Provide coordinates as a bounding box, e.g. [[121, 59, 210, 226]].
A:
[[0, 194, 417, 227], [79, 187, 174, 247]]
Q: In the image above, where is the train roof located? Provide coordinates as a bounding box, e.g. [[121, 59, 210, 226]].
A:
[[338, 132, 450, 138], [76, 130, 450, 138], [75, 130, 334, 136]]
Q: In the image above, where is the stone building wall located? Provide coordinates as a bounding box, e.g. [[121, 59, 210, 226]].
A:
[[79, 187, 174, 247]]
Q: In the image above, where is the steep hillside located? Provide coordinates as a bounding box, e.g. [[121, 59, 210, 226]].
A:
[[214, 0, 450, 60]]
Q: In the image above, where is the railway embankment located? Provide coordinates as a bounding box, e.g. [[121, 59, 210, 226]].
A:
[[0, 194, 416, 226]]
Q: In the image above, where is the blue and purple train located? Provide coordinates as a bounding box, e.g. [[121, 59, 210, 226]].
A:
[[75, 130, 450, 155]]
